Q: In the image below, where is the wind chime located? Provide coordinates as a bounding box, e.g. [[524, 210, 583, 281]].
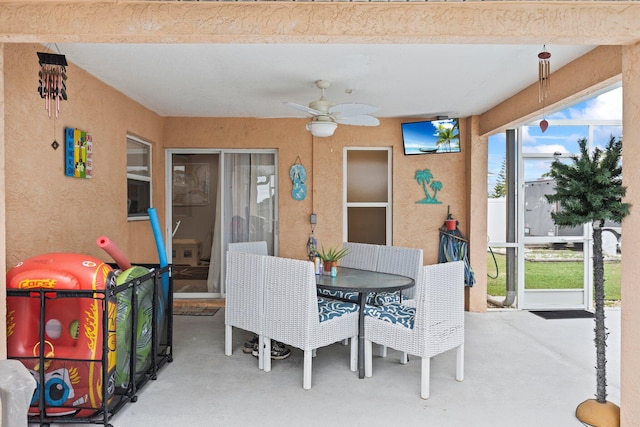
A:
[[538, 46, 551, 133], [37, 51, 68, 119]]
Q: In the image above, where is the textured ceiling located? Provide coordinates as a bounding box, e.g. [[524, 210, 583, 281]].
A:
[[57, 43, 596, 120]]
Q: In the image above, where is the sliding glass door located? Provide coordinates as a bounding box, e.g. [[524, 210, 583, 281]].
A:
[[167, 149, 277, 299]]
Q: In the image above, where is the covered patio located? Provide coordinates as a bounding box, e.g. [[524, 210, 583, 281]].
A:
[[109, 308, 620, 427], [1, 2, 638, 425]]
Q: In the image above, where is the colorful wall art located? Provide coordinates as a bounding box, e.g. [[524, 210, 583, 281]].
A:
[[65, 127, 92, 178]]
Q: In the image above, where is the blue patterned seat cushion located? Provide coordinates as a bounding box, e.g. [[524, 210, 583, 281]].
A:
[[318, 289, 388, 305], [370, 291, 401, 306], [317, 297, 359, 322], [364, 303, 415, 329], [317, 288, 359, 302]]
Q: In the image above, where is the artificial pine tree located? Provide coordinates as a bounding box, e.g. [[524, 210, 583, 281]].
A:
[[546, 136, 630, 427]]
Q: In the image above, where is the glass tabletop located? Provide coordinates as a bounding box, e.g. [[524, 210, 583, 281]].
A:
[[315, 266, 414, 293]]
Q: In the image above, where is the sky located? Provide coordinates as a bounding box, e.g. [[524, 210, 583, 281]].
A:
[[487, 86, 623, 194]]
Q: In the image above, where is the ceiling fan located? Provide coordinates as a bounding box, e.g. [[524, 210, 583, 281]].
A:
[[284, 80, 380, 137]]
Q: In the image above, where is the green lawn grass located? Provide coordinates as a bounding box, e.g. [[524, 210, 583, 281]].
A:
[[487, 251, 621, 301]]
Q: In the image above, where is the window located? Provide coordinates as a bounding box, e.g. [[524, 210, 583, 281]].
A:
[[344, 148, 391, 245], [127, 135, 152, 220]]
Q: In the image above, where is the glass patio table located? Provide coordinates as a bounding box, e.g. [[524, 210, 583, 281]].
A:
[[316, 266, 415, 379]]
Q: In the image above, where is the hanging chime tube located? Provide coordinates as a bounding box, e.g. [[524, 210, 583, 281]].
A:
[[538, 48, 551, 103], [37, 52, 68, 119]]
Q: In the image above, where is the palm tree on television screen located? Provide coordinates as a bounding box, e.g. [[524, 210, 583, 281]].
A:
[[435, 120, 459, 152]]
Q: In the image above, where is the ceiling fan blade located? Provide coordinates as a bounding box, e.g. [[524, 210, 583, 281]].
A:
[[334, 115, 380, 127], [283, 101, 322, 116], [329, 103, 378, 117]]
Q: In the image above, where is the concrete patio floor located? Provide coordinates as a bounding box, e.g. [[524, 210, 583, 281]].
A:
[[61, 307, 621, 427]]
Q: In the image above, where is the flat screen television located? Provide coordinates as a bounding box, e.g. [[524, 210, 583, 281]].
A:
[[401, 118, 460, 155]]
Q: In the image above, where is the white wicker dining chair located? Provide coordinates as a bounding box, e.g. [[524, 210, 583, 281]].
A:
[[224, 241, 269, 369], [375, 245, 423, 306], [262, 256, 359, 389], [341, 242, 380, 270], [364, 261, 465, 399], [373, 246, 423, 359], [227, 241, 268, 257]]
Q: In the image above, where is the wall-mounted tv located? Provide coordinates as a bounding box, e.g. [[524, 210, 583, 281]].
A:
[[401, 118, 460, 155]]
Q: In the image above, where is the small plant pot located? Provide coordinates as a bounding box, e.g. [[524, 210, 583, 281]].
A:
[[323, 261, 337, 275], [445, 219, 457, 231]]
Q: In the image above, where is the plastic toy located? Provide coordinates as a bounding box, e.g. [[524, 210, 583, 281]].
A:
[[6, 253, 116, 417]]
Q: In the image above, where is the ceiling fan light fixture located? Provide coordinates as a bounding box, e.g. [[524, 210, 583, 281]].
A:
[[306, 120, 337, 137]]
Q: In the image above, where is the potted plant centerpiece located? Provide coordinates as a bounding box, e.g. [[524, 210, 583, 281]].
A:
[[318, 244, 349, 276]]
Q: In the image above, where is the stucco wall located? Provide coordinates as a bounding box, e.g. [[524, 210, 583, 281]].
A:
[[164, 116, 314, 261], [0, 43, 6, 360], [4, 44, 165, 266], [163, 116, 469, 265], [0, 43, 476, 364], [620, 41, 640, 426], [3, 43, 472, 290]]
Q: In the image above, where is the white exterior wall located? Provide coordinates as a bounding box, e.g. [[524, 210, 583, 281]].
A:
[[487, 198, 506, 244]]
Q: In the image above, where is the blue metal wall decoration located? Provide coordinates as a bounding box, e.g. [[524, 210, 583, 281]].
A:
[[415, 168, 443, 204], [289, 156, 307, 201]]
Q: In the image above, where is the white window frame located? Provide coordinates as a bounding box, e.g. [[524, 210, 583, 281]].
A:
[[127, 134, 152, 221], [342, 147, 392, 245]]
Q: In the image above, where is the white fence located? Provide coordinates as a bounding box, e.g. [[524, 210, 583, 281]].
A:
[[487, 198, 506, 243]]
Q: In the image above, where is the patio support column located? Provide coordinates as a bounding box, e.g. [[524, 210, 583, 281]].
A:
[[620, 41, 640, 427], [0, 43, 6, 359], [466, 115, 487, 312]]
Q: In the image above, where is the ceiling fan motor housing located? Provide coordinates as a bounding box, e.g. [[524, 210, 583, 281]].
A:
[[309, 98, 332, 113]]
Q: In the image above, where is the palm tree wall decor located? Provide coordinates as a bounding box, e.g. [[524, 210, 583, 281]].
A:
[[546, 136, 630, 427], [415, 168, 443, 204]]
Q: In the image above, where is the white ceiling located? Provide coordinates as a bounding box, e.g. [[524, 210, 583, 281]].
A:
[[57, 43, 596, 120]]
